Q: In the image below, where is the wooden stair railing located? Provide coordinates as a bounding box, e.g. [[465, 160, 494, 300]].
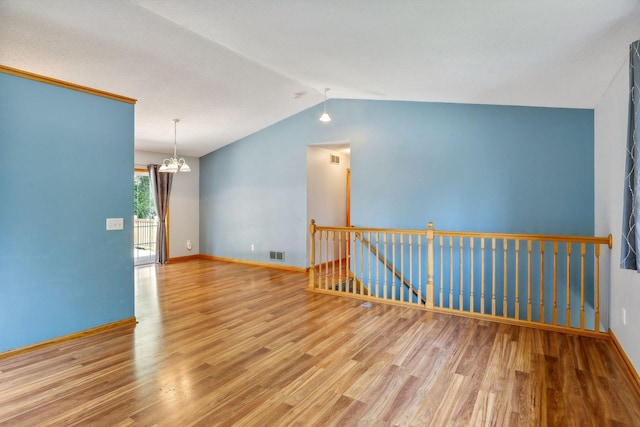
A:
[[308, 220, 613, 337]]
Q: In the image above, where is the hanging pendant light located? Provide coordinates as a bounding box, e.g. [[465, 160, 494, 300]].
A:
[[319, 88, 331, 122], [159, 119, 190, 173]]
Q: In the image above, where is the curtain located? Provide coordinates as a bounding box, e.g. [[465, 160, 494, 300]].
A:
[[148, 164, 174, 264], [621, 40, 640, 270]]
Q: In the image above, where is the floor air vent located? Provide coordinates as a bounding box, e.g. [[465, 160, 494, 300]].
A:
[[269, 251, 285, 261]]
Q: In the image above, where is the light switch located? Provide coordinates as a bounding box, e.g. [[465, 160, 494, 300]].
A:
[[106, 218, 124, 230]]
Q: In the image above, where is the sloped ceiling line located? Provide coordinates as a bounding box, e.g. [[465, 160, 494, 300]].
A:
[[1, 0, 639, 157]]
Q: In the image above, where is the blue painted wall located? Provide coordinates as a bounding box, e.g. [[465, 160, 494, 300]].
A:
[[200, 99, 593, 268], [0, 72, 134, 352]]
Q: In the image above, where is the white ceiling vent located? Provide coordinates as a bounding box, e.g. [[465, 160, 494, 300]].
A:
[[330, 154, 340, 165]]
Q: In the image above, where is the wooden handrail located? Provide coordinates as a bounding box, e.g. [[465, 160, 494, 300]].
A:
[[314, 225, 612, 249], [435, 230, 612, 249], [315, 225, 425, 234]]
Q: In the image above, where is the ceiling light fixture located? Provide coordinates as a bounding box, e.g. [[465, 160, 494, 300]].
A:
[[319, 88, 331, 123], [159, 119, 190, 173]]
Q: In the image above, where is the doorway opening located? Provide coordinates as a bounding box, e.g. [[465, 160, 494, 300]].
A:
[[134, 168, 159, 265], [306, 143, 351, 265]]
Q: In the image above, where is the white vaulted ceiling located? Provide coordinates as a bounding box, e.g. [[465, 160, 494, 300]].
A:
[[1, 0, 639, 157]]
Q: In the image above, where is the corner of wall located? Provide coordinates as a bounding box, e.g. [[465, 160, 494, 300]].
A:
[[594, 54, 640, 374]]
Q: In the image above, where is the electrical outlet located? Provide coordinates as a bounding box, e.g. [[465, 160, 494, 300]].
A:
[[250, 243, 255, 252], [622, 308, 627, 325], [186, 240, 192, 251]]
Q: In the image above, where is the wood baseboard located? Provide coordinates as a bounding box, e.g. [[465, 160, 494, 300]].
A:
[[198, 254, 306, 273], [168, 254, 201, 263], [610, 330, 640, 397], [0, 317, 137, 361]]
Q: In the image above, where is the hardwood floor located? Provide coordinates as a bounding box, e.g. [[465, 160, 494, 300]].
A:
[[1, 259, 639, 426]]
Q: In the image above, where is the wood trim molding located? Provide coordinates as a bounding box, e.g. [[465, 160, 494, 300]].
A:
[[169, 255, 201, 263], [610, 331, 640, 397], [199, 254, 306, 273], [0, 317, 137, 361], [0, 64, 137, 104]]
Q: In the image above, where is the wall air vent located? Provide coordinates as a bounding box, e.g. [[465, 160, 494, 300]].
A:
[[269, 251, 285, 261], [330, 154, 340, 165]]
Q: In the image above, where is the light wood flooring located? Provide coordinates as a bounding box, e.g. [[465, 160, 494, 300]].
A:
[[1, 259, 639, 426]]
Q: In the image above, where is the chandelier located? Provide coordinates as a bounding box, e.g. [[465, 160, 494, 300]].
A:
[[159, 119, 191, 173]]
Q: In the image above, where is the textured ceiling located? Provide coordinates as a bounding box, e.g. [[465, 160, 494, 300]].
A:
[[1, 0, 639, 157]]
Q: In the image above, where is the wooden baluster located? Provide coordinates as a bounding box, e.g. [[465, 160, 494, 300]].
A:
[[426, 222, 434, 309], [332, 230, 337, 291], [309, 220, 316, 290], [359, 232, 364, 295], [346, 230, 352, 292], [320, 230, 329, 289], [418, 234, 422, 304], [580, 243, 586, 330], [325, 230, 330, 290], [338, 230, 343, 293], [553, 242, 558, 325], [449, 236, 454, 309], [350, 232, 356, 294], [515, 239, 520, 320], [400, 234, 405, 302], [317, 230, 324, 289], [361, 231, 367, 293], [470, 238, 475, 313], [566, 243, 572, 328], [503, 239, 508, 318], [409, 234, 413, 304], [491, 238, 496, 316], [383, 233, 388, 299], [481, 238, 485, 315], [439, 236, 444, 309], [595, 244, 601, 331], [318, 230, 324, 289], [540, 241, 545, 324], [392, 234, 396, 301], [351, 231, 357, 294], [375, 232, 380, 298], [527, 240, 532, 322], [367, 231, 372, 294], [459, 237, 464, 312], [328, 231, 332, 289], [320, 229, 326, 290]]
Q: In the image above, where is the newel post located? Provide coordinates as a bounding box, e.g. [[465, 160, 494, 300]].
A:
[[426, 222, 435, 309], [309, 219, 316, 290]]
